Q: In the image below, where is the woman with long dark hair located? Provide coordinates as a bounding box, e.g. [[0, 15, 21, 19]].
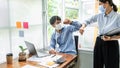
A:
[[79, 0, 120, 68]]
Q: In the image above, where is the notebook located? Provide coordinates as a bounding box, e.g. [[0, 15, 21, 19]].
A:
[[25, 41, 50, 58], [105, 27, 120, 36]]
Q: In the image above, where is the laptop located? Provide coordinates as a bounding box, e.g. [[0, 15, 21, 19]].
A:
[[25, 41, 50, 57]]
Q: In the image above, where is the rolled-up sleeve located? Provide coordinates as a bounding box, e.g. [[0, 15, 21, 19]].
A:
[[68, 21, 82, 32], [84, 14, 98, 26]]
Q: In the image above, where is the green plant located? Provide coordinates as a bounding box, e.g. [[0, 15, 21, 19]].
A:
[[19, 45, 27, 53]]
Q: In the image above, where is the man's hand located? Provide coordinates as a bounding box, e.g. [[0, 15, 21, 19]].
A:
[[63, 19, 72, 24], [49, 49, 57, 54]]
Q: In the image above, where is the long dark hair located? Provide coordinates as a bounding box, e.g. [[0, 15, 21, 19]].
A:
[[99, 0, 118, 12]]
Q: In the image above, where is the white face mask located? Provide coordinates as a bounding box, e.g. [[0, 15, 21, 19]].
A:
[[99, 5, 106, 13], [55, 23, 63, 30]]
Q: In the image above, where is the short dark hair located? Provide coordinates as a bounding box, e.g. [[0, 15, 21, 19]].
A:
[[49, 16, 61, 25], [99, 0, 118, 12]]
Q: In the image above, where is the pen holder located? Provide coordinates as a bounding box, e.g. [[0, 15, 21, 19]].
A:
[[6, 53, 13, 64]]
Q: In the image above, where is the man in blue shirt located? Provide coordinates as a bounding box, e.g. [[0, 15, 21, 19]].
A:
[[49, 16, 81, 55]]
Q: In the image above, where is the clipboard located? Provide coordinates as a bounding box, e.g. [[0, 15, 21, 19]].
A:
[[105, 27, 120, 36]]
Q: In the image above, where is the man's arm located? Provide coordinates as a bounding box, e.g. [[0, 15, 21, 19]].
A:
[[49, 33, 57, 54], [63, 19, 82, 32]]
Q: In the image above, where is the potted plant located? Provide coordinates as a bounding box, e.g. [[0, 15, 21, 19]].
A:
[[18, 45, 27, 61]]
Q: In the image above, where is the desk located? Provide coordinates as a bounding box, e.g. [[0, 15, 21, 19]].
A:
[[0, 53, 77, 68]]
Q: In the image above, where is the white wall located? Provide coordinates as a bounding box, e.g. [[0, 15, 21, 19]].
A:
[[0, 0, 43, 63], [9, 0, 43, 58], [0, 0, 10, 64]]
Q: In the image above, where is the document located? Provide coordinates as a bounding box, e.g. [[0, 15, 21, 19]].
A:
[[38, 55, 62, 68], [22, 65, 38, 68], [105, 27, 120, 36], [27, 55, 43, 62], [39, 61, 59, 68], [27, 55, 63, 68]]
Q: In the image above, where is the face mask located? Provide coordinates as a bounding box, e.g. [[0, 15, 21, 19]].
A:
[[99, 5, 106, 13], [55, 23, 63, 30]]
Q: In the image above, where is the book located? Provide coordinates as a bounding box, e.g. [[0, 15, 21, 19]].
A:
[[105, 27, 120, 36]]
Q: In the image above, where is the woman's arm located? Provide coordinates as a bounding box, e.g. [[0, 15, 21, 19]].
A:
[[79, 14, 98, 35]]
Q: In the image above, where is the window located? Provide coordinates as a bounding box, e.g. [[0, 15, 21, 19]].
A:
[[78, 0, 97, 49], [47, 0, 80, 46], [65, 0, 79, 19], [47, 0, 97, 49], [47, 0, 63, 45], [65, 8, 79, 19], [113, 0, 120, 13], [47, 0, 120, 49]]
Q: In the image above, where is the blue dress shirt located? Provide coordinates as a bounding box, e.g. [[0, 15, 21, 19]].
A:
[[49, 21, 82, 55], [84, 10, 120, 35]]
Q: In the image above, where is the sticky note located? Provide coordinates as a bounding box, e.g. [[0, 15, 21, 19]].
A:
[[16, 21, 22, 28], [23, 22, 29, 29], [19, 30, 24, 37]]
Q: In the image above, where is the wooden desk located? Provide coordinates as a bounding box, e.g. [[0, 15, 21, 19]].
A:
[[0, 53, 77, 68]]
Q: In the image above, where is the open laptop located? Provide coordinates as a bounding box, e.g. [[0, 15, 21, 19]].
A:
[[25, 41, 50, 57]]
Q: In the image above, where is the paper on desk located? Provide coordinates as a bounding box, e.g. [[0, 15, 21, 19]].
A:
[[27, 55, 62, 67], [38, 55, 62, 68], [39, 62, 59, 68], [22, 65, 38, 68], [27, 55, 43, 62], [27, 55, 62, 62]]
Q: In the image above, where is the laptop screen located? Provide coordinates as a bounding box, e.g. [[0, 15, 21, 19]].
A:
[[24, 41, 37, 55]]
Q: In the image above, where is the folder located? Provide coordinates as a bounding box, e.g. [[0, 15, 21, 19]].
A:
[[105, 27, 120, 36]]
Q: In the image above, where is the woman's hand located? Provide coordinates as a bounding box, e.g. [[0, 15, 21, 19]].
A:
[[102, 36, 111, 41], [102, 35, 120, 41]]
